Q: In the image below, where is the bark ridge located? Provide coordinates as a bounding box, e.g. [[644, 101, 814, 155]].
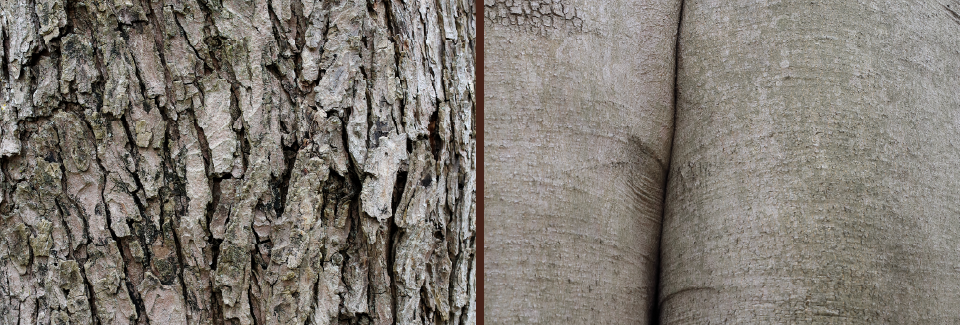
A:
[[0, 0, 476, 324]]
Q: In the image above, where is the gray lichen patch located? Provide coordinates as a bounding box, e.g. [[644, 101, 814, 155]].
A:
[[28, 219, 53, 257], [5, 223, 33, 268], [134, 120, 153, 148]]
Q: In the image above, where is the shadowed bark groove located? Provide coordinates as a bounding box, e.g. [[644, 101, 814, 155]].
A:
[[0, 0, 475, 324], [485, 0, 680, 323]]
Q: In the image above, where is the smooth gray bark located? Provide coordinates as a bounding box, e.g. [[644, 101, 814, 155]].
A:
[[487, 0, 960, 324], [0, 0, 476, 324], [661, 0, 960, 323], [484, 0, 680, 323]]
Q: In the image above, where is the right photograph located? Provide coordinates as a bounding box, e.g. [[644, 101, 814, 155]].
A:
[[484, 0, 960, 323]]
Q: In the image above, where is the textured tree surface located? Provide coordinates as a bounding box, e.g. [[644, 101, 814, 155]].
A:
[[660, 1, 960, 323], [484, 0, 680, 323], [487, 0, 960, 324], [0, 0, 475, 324]]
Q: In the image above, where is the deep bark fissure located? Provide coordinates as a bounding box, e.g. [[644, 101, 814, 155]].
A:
[[382, 0, 407, 134], [92, 130, 146, 324], [170, 10, 212, 72], [1, 0, 474, 323], [52, 154, 104, 324], [653, 1, 686, 323], [1, 24, 9, 82], [77, 258, 104, 325], [138, 0, 181, 111], [274, 140, 300, 230], [119, 117, 181, 325], [247, 249, 261, 325]]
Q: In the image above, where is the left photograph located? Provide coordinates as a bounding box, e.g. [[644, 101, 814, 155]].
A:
[[0, 0, 476, 324]]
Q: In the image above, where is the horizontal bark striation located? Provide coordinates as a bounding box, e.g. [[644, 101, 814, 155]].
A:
[[660, 1, 960, 323], [0, 0, 475, 324], [485, 0, 680, 323]]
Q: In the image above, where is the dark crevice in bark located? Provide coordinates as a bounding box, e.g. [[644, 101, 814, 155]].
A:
[[32, 296, 41, 325], [193, 0, 223, 74], [163, 119, 201, 325], [387, 218, 399, 324], [431, 1, 453, 162], [22, 47, 51, 72], [264, 1, 303, 121], [186, 93, 215, 178], [75, 116, 112, 325], [264, 0, 290, 55], [265, 63, 301, 132], [270, 59, 300, 99], [208, 176, 222, 261], [170, 8, 212, 72], [289, 0, 306, 52], [654, 1, 686, 324], [116, 117, 167, 325], [382, 0, 406, 134], [3, 1, 473, 323], [121, 239, 150, 325], [82, 118, 146, 324], [62, 201, 89, 258], [942, 4, 960, 25], [138, 0, 180, 111], [391, 168, 408, 214], [27, 0, 42, 50], [432, 0, 449, 50], [428, 108, 441, 160], [1, 23, 9, 82], [248, 251, 261, 325], [167, 208, 193, 323], [231, 85, 249, 175], [275, 138, 300, 231], [185, 86, 224, 325], [211, 288, 225, 325], [51, 116, 102, 323], [76, 255, 104, 325], [1, 146, 17, 218], [53, 138, 76, 248]]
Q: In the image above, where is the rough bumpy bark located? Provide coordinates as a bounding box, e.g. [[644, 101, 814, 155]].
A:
[[661, 1, 960, 323], [0, 0, 476, 324], [484, 0, 680, 323]]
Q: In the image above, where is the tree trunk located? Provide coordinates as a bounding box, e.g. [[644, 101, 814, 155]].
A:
[[484, 0, 680, 323], [660, 0, 960, 323], [0, 0, 476, 324]]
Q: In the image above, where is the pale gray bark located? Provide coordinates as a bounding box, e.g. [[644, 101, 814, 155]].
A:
[[487, 0, 960, 324], [484, 0, 680, 323], [0, 0, 476, 324], [660, 0, 960, 323]]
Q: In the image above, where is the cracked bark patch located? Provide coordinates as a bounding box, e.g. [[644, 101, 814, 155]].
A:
[[0, 0, 474, 324], [483, 0, 583, 35]]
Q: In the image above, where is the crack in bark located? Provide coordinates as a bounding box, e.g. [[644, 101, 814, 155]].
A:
[[118, 117, 179, 325], [74, 115, 113, 325], [652, 1, 685, 323], [1, 0, 475, 323], [170, 7, 212, 72], [382, 0, 406, 135], [90, 123, 145, 324], [77, 256, 105, 325]]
